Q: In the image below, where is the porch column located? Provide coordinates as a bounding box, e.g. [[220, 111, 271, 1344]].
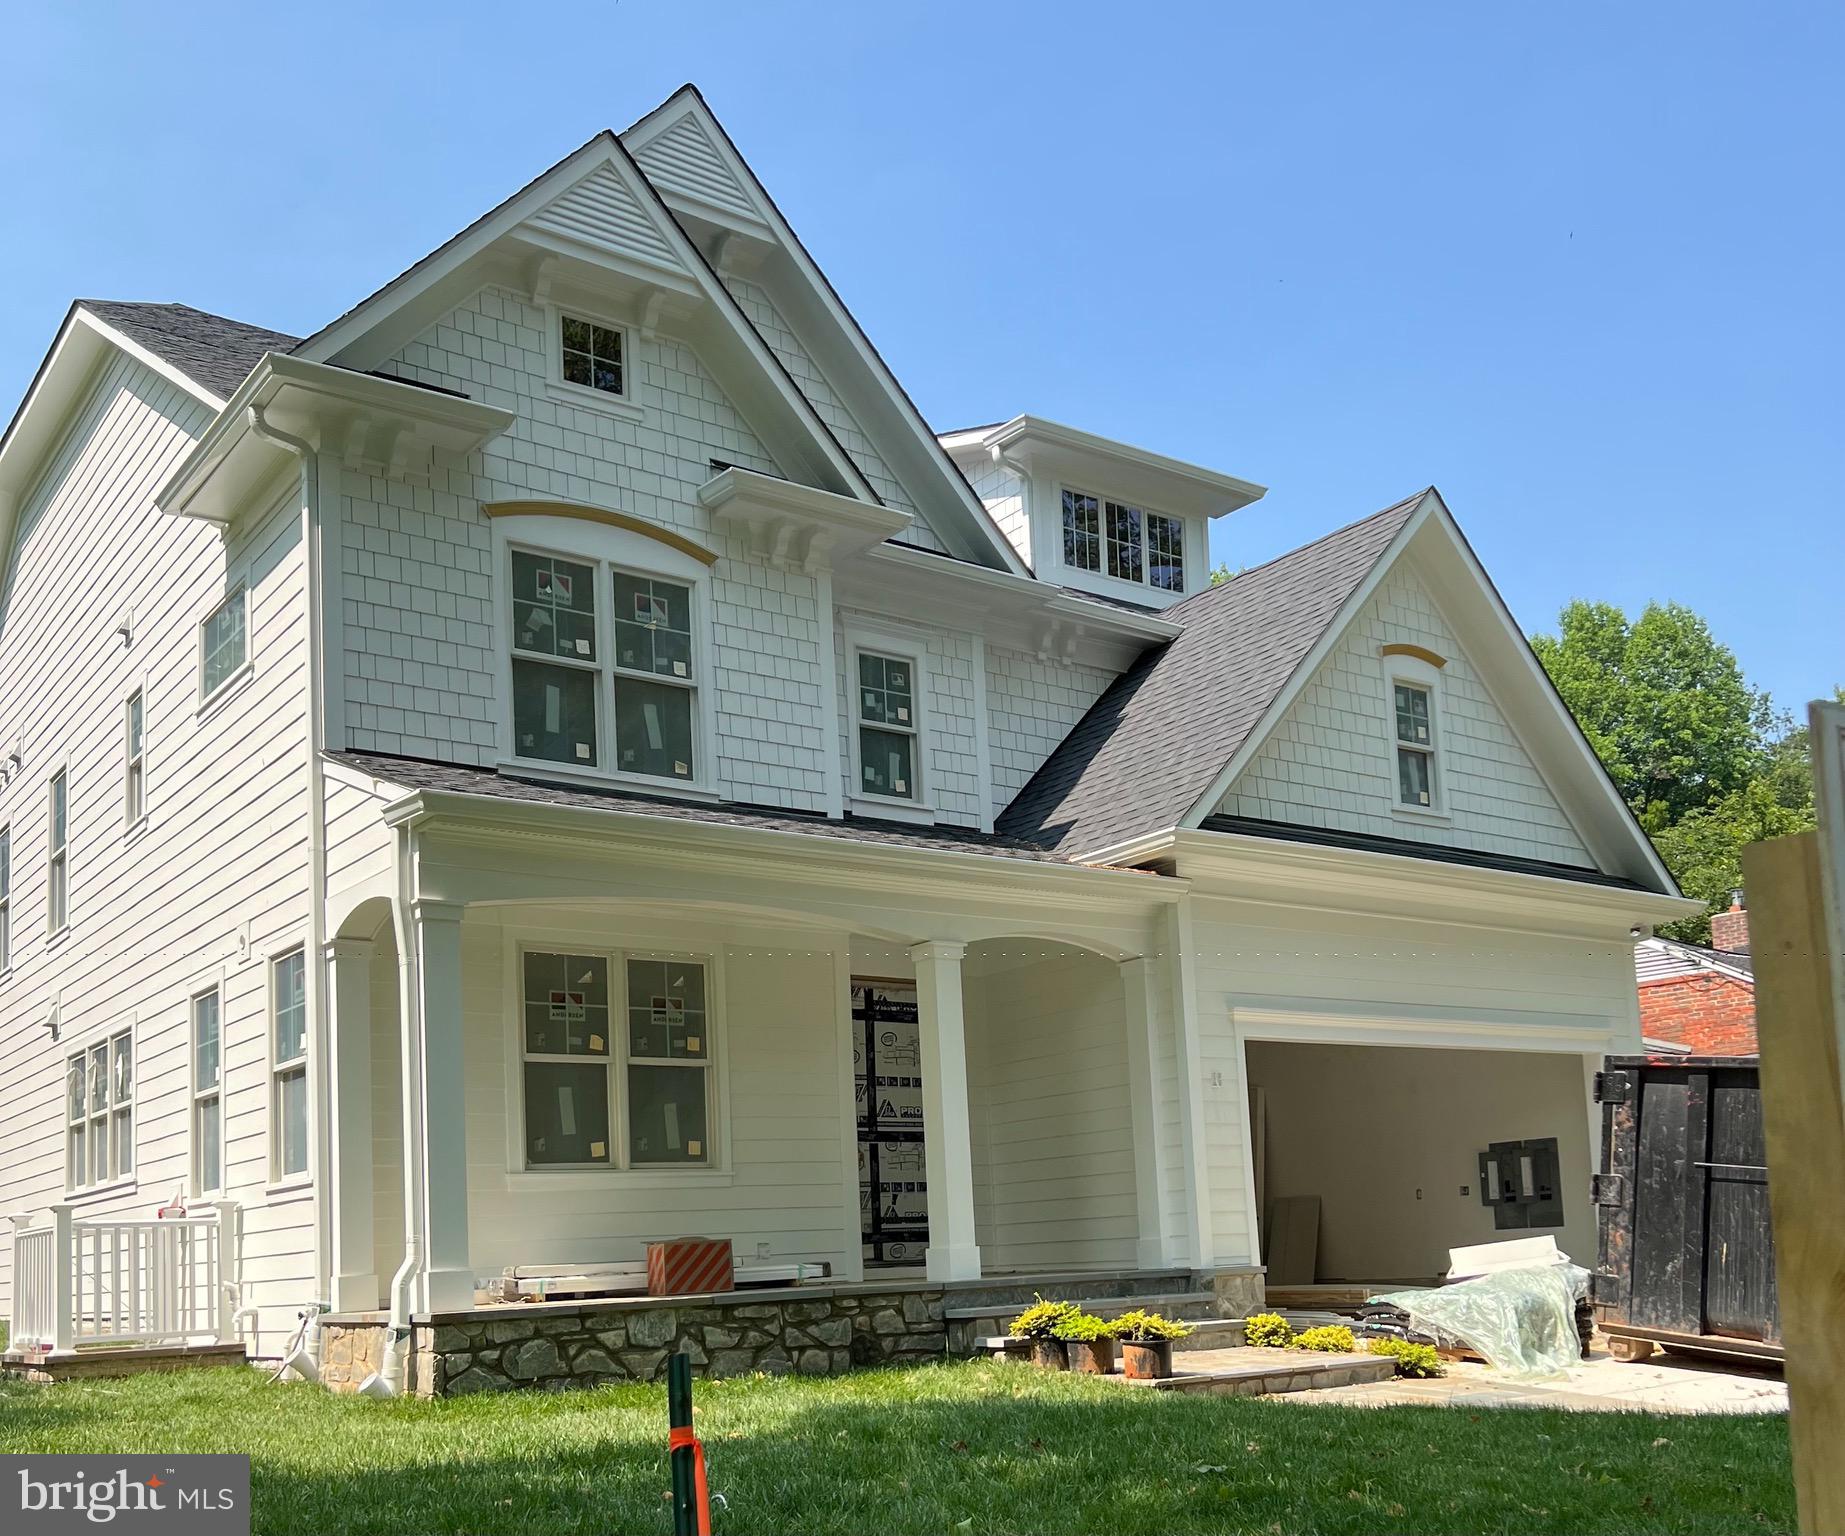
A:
[[412, 900, 473, 1313], [1120, 957, 1174, 1267], [1165, 904, 1216, 1268], [911, 940, 981, 1282], [326, 938, 377, 1312]]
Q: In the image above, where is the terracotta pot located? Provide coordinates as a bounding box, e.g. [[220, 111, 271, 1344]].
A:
[[1029, 1337, 1069, 1370], [1065, 1337, 1117, 1375], [1120, 1339, 1175, 1380]]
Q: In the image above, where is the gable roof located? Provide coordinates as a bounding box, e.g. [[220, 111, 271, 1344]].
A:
[[76, 301, 297, 402], [997, 491, 1426, 855], [623, 87, 1032, 576]]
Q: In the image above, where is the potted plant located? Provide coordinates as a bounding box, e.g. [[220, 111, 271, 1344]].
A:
[[1053, 1311, 1117, 1375], [1008, 1297, 1080, 1370], [1112, 1309, 1191, 1380]]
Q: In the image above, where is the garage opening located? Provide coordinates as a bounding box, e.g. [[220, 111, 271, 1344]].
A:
[[1245, 1040, 1596, 1286]]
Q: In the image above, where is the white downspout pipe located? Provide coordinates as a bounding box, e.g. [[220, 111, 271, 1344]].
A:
[[361, 821, 427, 1398], [988, 443, 1034, 564], [246, 405, 334, 1324]]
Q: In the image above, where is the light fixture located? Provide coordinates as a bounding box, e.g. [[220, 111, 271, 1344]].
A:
[[1628, 924, 1647, 940]]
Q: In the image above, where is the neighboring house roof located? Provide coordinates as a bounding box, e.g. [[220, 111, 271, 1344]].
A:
[[328, 751, 1086, 865], [77, 301, 298, 401], [996, 491, 1425, 854], [1635, 936, 1754, 985]]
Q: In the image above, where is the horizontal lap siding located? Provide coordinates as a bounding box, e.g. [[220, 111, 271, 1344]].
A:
[[967, 953, 1138, 1271], [1189, 894, 1635, 1267], [1217, 566, 1592, 866], [456, 912, 849, 1274], [0, 355, 314, 1340]]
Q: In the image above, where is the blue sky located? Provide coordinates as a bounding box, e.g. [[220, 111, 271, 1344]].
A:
[[3, 2, 1836, 714]]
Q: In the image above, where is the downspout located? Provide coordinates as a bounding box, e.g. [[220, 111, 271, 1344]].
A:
[[361, 820, 427, 1398], [246, 406, 333, 1328], [988, 443, 1033, 564]]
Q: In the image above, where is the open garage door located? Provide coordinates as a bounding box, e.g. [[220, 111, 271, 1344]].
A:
[[1244, 1040, 1598, 1285]]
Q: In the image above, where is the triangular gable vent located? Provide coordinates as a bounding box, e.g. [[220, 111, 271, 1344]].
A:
[[526, 162, 687, 273], [630, 112, 761, 222]]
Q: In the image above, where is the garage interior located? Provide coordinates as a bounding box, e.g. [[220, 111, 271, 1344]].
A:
[[1245, 1040, 1598, 1286]]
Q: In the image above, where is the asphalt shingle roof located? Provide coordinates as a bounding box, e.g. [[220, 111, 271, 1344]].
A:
[[328, 751, 1087, 865], [996, 491, 1427, 854], [78, 301, 298, 400]]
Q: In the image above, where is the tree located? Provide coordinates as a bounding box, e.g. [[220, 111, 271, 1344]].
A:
[[1531, 600, 1772, 832], [1650, 779, 1810, 943]]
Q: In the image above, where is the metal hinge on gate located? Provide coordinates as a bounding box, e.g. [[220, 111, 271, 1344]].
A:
[[1591, 1173, 1625, 1206], [1589, 1271, 1623, 1304], [1593, 1069, 1632, 1105]]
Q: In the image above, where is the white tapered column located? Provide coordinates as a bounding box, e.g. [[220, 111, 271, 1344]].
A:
[[327, 938, 377, 1312], [412, 900, 473, 1313], [911, 940, 981, 1282]]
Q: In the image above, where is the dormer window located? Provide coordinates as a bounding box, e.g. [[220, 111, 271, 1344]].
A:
[[560, 315, 625, 397], [1061, 485, 1186, 594]]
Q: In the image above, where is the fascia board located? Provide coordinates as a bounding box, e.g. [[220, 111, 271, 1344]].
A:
[[983, 415, 1268, 518], [1177, 492, 1434, 831]]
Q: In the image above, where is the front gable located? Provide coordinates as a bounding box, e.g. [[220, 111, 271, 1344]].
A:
[[1213, 559, 1594, 868]]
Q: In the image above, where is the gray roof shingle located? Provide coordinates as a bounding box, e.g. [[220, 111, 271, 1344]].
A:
[[78, 301, 298, 400], [328, 751, 1090, 865], [996, 491, 1427, 854]]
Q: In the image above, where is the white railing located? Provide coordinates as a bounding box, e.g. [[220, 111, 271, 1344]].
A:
[[7, 1201, 237, 1354]]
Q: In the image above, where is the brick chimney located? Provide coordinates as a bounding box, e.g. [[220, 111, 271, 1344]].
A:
[[1710, 889, 1750, 954]]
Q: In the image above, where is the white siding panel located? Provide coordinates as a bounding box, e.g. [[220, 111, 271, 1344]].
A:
[[525, 164, 684, 272], [630, 113, 761, 220], [1216, 565, 1593, 866], [0, 354, 314, 1341], [985, 646, 1114, 824], [961, 455, 1028, 566]]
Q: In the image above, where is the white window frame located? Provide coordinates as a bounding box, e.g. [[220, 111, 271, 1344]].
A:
[[123, 684, 147, 831], [1053, 480, 1194, 598], [492, 514, 720, 800], [843, 619, 935, 824], [504, 935, 728, 1184], [269, 946, 310, 1187], [543, 303, 646, 424], [198, 585, 251, 709], [66, 1025, 135, 1198], [191, 983, 225, 1197], [46, 764, 68, 938], [1381, 652, 1448, 820], [0, 822, 11, 974]]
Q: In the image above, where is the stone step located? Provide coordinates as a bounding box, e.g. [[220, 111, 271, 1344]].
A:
[[1128, 1346, 1397, 1397]]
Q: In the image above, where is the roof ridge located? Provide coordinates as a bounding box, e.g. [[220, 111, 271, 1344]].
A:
[[1169, 486, 1432, 617], [79, 299, 298, 343]]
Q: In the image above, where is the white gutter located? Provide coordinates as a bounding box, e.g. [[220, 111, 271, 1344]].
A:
[[245, 405, 333, 1320]]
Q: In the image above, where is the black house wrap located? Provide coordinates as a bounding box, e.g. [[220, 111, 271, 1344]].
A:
[[853, 981, 929, 1267]]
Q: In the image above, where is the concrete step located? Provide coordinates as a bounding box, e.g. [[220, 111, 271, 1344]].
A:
[[2, 1341, 247, 1384], [1129, 1346, 1397, 1397]]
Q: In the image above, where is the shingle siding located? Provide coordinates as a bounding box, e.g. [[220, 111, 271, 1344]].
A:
[[1215, 565, 1592, 867], [985, 646, 1115, 825]]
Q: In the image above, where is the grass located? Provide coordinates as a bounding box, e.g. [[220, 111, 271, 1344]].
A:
[[0, 1360, 1793, 1535]]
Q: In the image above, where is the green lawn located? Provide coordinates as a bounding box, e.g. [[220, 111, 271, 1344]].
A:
[[0, 1361, 1792, 1535]]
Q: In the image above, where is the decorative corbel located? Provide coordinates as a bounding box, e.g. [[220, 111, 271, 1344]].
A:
[[640, 289, 669, 343], [525, 251, 559, 307]]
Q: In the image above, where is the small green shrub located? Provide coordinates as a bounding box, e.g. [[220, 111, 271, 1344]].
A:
[[1111, 1309, 1192, 1343], [1369, 1337, 1445, 1378], [1292, 1324, 1358, 1353], [1243, 1312, 1294, 1349], [1008, 1296, 1080, 1339], [1051, 1311, 1115, 1342]]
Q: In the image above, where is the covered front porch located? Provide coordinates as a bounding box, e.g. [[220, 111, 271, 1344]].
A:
[[319, 778, 1248, 1388]]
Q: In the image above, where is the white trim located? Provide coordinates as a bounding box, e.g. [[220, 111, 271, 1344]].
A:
[[842, 616, 933, 819], [45, 758, 69, 940], [969, 633, 994, 835], [122, 680, 147, 833], [267, 943, 311, 1186], [815, 571, 844, 820], [1382, 652, 1447, 821], [500, 925, 730, 1178], [189, 979, 226, 1198], [0, 818, 11, 975], [543, 302, 648, 424], [1051, 477, 1196, 599], [1229, 994, 1621, 1054], [64, 1022, 136, 1196], [196, 582, 251, 712]]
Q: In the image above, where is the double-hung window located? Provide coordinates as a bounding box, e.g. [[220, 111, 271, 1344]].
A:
[[271, 949, 308, 1181], [855, 651, 919, 802], [509, 549, 699, 784], [1394, 682, 1436, 808], [124, 689, 145, 825], [0, 824, 10, 970], [200, 588, 247, 701], [1060, 484, 1187, 594], [192, 988, 222, 1195], [47, 769, 67, 934], [68, 1030, 133, 1192], [519, 948, 713, 1169]]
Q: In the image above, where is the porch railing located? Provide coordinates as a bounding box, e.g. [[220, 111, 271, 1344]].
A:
[[7, 1201, 237, 1354]]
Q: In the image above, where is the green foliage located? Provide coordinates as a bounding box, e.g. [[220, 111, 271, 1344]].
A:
[[1111, 1309, 1192, 1343], [1008, 1296, 1080, 1339], [1242, 1312, 1294, 1348], [1652, 778, 1812, 941], [1051, 1311, 1115, 1342], [1369, 1337, 1445, 1378], [1292, 1324, 1357, 1353]]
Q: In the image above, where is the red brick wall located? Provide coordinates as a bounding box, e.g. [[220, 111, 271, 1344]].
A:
[[1709, 906, 1751, 954], [1637, 973, 1757, 1055]]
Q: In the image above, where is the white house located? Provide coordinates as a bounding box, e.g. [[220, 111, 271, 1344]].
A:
[[0, 87, 1693, 1392]]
